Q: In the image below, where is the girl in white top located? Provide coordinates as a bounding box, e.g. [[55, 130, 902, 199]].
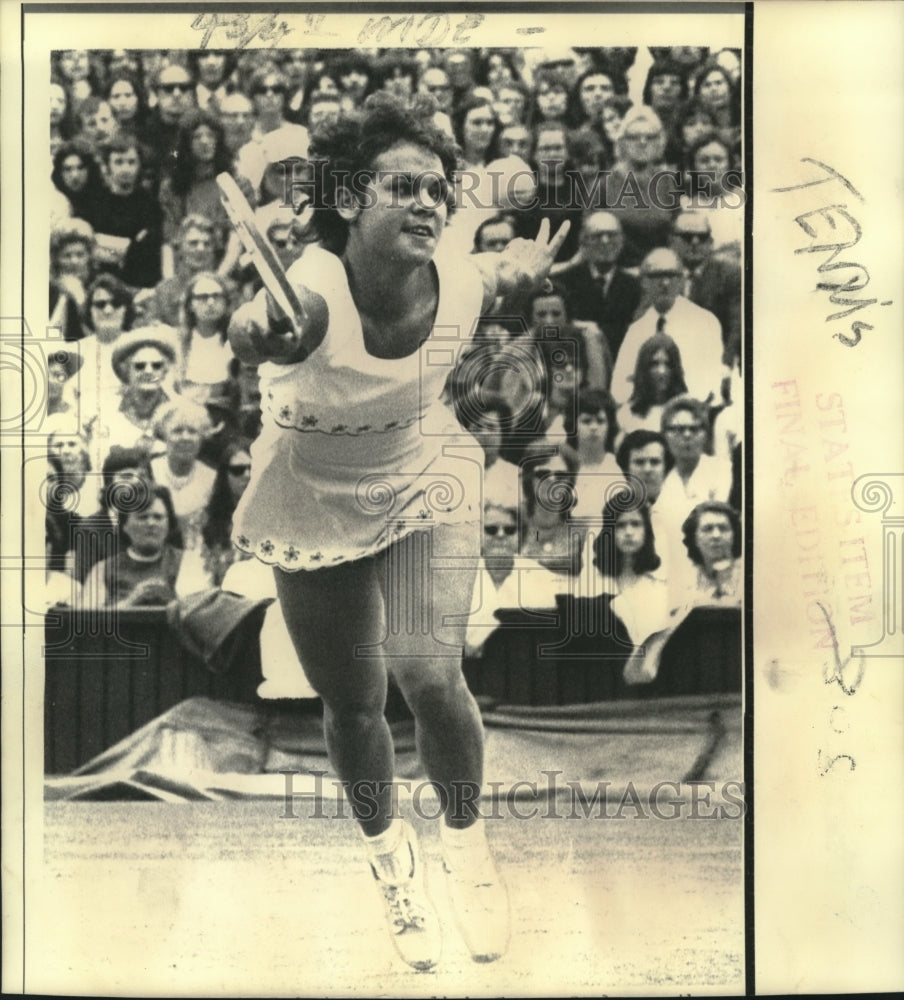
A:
[[226, 93, 569, 971], [584, 488, 670, 646], [179, 271, 236, 406], [570, 388, 626, 520]]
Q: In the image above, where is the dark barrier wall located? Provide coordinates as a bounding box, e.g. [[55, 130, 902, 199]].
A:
[[44, 603, 741, 774], [44, 607, 263, 774]]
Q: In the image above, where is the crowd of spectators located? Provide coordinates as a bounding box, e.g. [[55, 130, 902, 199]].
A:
[[44, 44, 744, 681]]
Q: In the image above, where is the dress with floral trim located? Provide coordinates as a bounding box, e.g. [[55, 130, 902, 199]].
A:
[[233, 243, 485, 571]]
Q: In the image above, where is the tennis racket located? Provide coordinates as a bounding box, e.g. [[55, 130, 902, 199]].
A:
[[217, 172, 305, 333]]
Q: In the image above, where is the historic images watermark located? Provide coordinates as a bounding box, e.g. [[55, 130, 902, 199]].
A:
[[278, 770, 747, 822]]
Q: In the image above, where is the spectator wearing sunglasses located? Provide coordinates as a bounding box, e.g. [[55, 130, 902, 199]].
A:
[[149, 214, 219, 326], [610, 247, 725, 409], [97, 327, 181, 467], [519, 452, 583, 579], [464, 500, 559, 658], [143, 62, 197, 183], [234, 64, 309, 202], [198, 438, 254, 586], [669, 209, 741, 371], [75, 273, 138, 403]]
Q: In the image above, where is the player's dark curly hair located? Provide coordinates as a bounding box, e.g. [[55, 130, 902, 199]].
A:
[[307, 91, 460, 254]]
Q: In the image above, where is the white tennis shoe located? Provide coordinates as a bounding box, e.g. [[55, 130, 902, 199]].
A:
[[442, 842, 510, 962], [370, 825, 442, 972]]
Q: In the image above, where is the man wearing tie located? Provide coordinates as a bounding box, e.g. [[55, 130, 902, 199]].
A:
[[557, 210, 641, 360], [609, 247, 726, 407], [670, 209, 742, 371]]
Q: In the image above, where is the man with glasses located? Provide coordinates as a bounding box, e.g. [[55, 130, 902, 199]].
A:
[[144, 63, 197, 181], [558, 209, 641, 359], [610, 247, 725, 407], [655, 394, 732, 591], [670, 209, 741, 371]]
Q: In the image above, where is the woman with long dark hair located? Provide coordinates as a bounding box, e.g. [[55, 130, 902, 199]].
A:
[[158, 109, 238, 275], [589, 487, 669, 644], [619, 332, 689, 439], [51, 138, 106, 221]]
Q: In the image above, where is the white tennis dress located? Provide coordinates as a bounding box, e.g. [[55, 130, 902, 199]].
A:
[[233, 243, 485, 571]]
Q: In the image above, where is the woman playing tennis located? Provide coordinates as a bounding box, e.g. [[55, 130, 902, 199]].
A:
[[228, 93, 569, 971]]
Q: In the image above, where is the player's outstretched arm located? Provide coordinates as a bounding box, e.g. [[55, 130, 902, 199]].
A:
[[228, 284, 329, 366], [473, 218, 571, 314]]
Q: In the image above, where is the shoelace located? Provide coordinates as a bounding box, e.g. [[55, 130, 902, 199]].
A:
[[384, 884, 428, 933]]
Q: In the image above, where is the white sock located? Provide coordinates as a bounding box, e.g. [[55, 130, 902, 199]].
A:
[[362, 818, 411, 883], [441, 818, 489, 857]]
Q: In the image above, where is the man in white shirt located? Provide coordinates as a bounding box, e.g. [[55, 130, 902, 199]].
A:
[[610, 247, 726, 407]]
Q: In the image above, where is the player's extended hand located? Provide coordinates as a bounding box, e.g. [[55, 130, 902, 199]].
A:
[[228, 300, 306, 365], [496, 218, 572, 295]]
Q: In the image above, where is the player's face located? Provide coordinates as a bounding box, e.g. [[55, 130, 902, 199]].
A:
[[190, 276, 228, 322], [57, 241, 91, 279], [419, 69, 453, 112], [664, 409, 707, 463], [462, 105, 496, 156], [672, 216, 713, 267], [627, 443, 666, 503], [198, 52, 227, 87], [694, 140, 730, 180], [219, 97, 254, 149], [49, 434, 86, 473], [308, 98, 341, 130], [128, 349, 169, 388], [156, 67, 194, 122], [50, 84, 66, 125], [642, 267, 682, 314], [352, 142, 449, 266], [90, 102, 117, 143]]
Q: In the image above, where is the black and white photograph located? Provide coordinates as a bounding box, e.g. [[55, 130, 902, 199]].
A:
[[1, 2, 901, 997]]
